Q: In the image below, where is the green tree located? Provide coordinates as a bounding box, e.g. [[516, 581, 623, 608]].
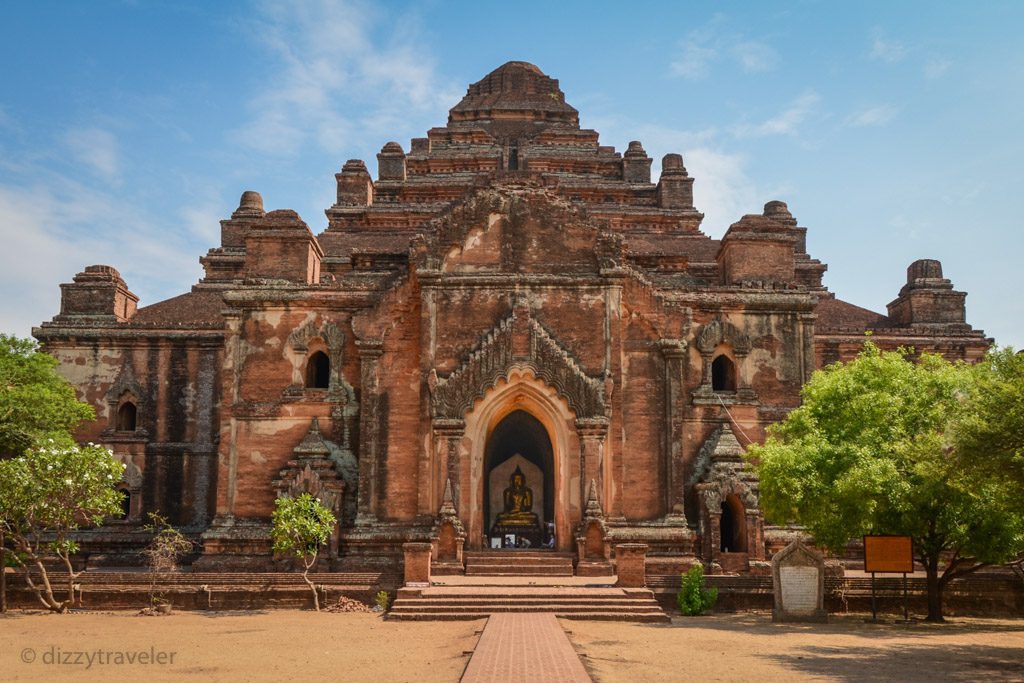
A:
[[954, 346, 1024, 485], [678, 564, 718, 615], [748, 342, 1024, 622], [0, 335, 94, 457], [271, 493, 337, 611], [0, 442, 125, 612]]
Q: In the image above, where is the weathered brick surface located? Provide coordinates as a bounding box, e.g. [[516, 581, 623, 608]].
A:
[[32, 61, 992, 573]]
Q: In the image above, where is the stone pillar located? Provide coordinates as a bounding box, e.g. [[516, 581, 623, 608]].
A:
[[658, 339, 688, 522], [402, 542, 432, 586], [614, 543, 649, 588], [576, 418, 609, 515], [799, 313, 816, 384], [355, 340, 383, 523], [432, 419, 465, 513], [700, 351, 713, 388], [707, 513, 722, 563]]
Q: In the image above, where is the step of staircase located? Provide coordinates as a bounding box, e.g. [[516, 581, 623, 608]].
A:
[[388, 586, 669, 622], [463, 551, 575, 577]]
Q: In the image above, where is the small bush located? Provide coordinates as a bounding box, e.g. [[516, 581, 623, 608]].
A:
[[677, 564, 718, 615], [375, 590, 390, 612]]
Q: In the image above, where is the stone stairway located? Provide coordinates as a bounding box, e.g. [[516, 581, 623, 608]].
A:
[[389, 585, 669, 622], [463, 550, 575, 576]]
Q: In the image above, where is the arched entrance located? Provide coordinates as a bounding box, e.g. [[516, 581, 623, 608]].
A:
[[484, 410, 554, 548], [720, 494, 747, 553]]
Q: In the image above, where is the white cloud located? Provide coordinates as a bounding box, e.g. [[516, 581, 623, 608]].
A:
[[924, 57, 952, 80], [0, 174, 210, 338], [845, 104, 898, 127], [670, 20, 779, 80], [684, 147, 786, 237], [733, 41, 779, 74], [733, 91, 820, 138], [869, 29, 907, 63], [64, 127, 121, 182], [670, 43, 718, 80], [231, 0, 457, 157]]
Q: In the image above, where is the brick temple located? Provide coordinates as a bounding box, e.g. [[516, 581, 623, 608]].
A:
[[34, 61, 990, 577]]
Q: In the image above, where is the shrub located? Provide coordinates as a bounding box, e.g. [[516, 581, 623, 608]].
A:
[[375, 590, 390, 612], [142, 513, 194, 608], [678, 564, 718, 615]]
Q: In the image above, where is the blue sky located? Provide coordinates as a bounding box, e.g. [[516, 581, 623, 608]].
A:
[[1, 1, 1021, 347]]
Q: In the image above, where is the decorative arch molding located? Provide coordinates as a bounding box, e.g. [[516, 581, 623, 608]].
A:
[[694, 318, 757, 401], [692, 423, 765, 565], [103, 364, 148, 437], [272, 419, 348, 554], [286, 319, 357, 410], [430, 308, 606, 420], [454, 367, 586, 553], [696, 318, 751, 356], [288, 318, 345, 354]]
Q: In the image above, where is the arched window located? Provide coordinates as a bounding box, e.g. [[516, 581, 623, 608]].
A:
[[306, 351, 330, 389], [118, 486, 132, 519], [711, 355, 736, 392], [117, 401, 137, 431]]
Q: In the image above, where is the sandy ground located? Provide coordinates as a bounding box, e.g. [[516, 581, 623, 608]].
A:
[[0, 610, 484, 682], [565, 612, 1024, 683], [2, 609, 1022, 682]]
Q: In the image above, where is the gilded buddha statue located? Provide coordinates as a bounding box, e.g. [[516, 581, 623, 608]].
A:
[[494, 465, 539, 528]]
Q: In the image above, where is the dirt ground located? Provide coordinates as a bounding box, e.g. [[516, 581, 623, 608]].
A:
[[1, 609, 1022, 682], [0, 610, 484, 682], [565, 612, 1024, 683]]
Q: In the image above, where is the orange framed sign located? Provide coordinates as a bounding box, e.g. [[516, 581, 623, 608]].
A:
[[863, 535, 914, 573]]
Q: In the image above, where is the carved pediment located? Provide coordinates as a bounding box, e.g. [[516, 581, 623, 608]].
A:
[[696, 318, 751, 355], [431, 306, 606, 419], [288, 319, 344, 354], [105, 363, 147, 409], [416, 184, 604, 275], [692, 423, 759, 511], [272, 419, 350, 523]]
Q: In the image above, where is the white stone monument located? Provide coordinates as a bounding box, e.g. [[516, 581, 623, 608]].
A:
[[772, 539, 827, 623]]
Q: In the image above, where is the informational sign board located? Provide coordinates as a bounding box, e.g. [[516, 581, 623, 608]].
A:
[[863, 535, 914, 573]]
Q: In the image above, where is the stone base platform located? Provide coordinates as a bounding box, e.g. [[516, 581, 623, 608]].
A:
[[464, 550, 574, 576], [388, 584, 668, 622]]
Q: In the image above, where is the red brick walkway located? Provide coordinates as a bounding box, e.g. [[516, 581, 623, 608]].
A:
[[461, 613, 592, 682]]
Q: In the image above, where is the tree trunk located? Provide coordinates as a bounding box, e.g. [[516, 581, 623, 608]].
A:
[[1, 529, 7, 613], [924, 557, 945, 622], [303, 552, 320, 611], [59, 550, 79, 610]]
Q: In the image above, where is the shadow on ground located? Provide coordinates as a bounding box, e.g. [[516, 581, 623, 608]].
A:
[[760, 643, 1024, 682]]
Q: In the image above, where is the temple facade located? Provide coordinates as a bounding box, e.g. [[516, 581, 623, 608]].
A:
[[34, 62, 990, 575]]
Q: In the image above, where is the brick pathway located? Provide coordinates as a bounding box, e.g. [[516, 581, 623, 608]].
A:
[[461, 613, 592, 682]]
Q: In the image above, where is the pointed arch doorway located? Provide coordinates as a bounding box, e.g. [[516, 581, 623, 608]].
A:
[[484, 409, 554, 549]]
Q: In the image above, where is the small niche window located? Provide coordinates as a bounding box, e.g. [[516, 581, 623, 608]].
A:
[[711, 355, 737, 392], [118, 486, 132, 519], [508, 147, 519, 171], [306, 351, 331, 389], [116, 401, 137, 431]]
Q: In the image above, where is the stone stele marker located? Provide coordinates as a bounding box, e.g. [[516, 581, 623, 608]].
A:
[[772, 539, 827, 623]]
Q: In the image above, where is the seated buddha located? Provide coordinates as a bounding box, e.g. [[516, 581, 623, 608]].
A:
[[494, 465, 539, 528]]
